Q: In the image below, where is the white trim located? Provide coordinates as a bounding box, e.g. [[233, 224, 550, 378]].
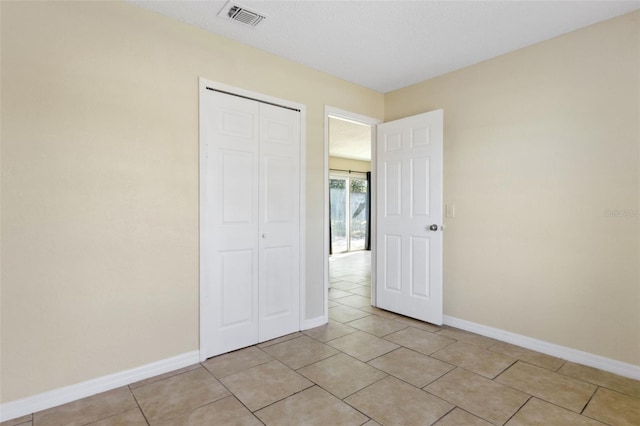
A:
[[444, 315, 640, 380], [323, 108, 330, 318], [301, 315, 327, 331], [324, 106, 381, 321], [299, 106, 307, 334], [198, 79, 208, 361], [326, 107, 382, 127], [0, 351, 200, 422], [369, 123, 378, 307], [198, 77, 306, 361]]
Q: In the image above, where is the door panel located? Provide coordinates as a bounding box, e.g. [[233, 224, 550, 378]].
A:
[[264, 246, 293, 317], [384, 234, 402, 292], [376, 110, 443, 325], [409, 237, 430, 298], [202, 92, 260, 356], [222, 151, 254, 224], [220, 109, 254, 138], [264, 156, 293, 223], [258, 103, 300, 342], [220, 250, 255, 326], [384, 161, 402, 217], [410, 157, 430, 217]]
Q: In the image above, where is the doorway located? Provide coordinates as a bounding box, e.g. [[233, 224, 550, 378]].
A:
[[324, 106, 444, 326], [324, 107, 380, 319]]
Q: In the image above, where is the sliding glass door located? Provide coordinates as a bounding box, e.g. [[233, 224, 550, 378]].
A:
[[330, 175, 368, 254]]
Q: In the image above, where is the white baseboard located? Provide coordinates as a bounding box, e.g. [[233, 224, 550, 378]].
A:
[[443, 315, 640, 381], [0, 350, 200, 422], [5, 318, 638, 422], [301, 315, 327, 330]]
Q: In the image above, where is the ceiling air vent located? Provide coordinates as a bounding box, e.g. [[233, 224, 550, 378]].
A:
[[218, 1, 266, 27]]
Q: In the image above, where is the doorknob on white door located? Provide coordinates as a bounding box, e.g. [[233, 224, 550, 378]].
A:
[[428, 224, 438, 231], [262, 233, 267, 239]]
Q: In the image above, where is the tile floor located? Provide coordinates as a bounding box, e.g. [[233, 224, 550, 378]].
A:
[[5, 251, 640, 426]]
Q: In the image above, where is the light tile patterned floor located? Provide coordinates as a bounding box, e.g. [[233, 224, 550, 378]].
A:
[[5, 251, 640, 425]]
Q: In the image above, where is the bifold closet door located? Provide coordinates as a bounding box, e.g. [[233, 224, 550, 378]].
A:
[[201, 90, 300, 358]]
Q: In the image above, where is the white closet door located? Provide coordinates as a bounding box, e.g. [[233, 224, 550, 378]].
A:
[[202, 91, 260, 357], [201, 88, 301, 359], [258, 103, 300, 342]]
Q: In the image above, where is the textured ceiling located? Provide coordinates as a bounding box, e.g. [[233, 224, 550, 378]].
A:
[[128, 0, 640, 93], [329, 117, 372, 162]]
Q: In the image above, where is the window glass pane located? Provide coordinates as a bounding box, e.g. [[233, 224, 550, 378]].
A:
[[330, 178, 347, 253], [350, 179, 367, 251]]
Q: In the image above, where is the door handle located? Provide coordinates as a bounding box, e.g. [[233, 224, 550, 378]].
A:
[[429, 224, 438, 231]]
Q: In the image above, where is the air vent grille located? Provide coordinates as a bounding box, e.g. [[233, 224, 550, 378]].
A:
[[218, 2, 266, 27], [229, 6, 265, 26]]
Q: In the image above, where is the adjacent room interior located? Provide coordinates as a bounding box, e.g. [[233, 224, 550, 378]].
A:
[[328, 116, 373, 305]]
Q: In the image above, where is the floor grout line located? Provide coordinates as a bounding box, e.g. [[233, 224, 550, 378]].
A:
[[128, 385, 152, 426]]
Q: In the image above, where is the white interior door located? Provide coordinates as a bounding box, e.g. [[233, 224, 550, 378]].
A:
[[258, 103, 300, 342], [375, 110, 443, 325], [201, 88, 301, 359]]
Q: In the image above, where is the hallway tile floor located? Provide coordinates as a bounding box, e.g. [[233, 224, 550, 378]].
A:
[[4, 252, 640, 425]]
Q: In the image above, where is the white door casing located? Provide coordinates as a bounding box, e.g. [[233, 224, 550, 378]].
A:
[[375, 110, 443, 325], [200, 82, 302, 360]]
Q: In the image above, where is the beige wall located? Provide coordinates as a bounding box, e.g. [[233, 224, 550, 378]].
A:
[[0, 1, 383, 402], [329, 156, 371, 173], [386, 11, 640, 365]]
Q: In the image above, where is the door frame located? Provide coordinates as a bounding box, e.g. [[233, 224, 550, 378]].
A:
[[199, 77, 306, 361], [324, 106, 381, 319]]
